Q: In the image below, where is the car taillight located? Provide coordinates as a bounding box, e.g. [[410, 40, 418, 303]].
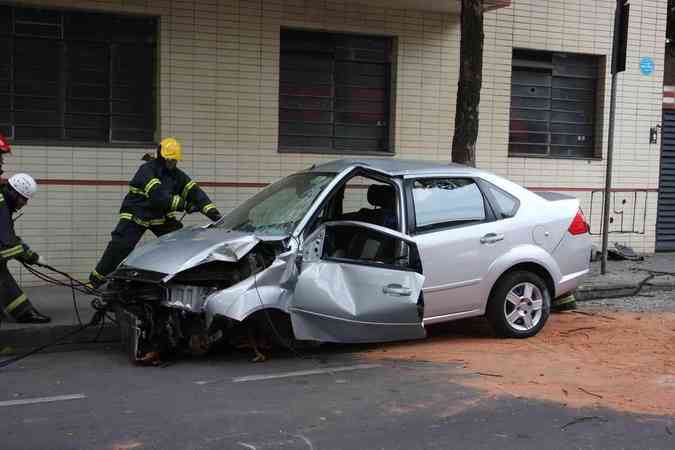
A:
[[568, 210, 589, 235]]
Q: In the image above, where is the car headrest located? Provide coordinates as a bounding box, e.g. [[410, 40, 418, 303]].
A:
[[367, 184, 395, 210]]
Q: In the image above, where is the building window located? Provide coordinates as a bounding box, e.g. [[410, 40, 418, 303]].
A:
[[0, 5, 157, 144], [279, 29, 392, 154], [509, 49, 600, 159]]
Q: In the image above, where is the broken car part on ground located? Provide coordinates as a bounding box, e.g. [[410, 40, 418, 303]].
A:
[[102, 159, 591, 363]]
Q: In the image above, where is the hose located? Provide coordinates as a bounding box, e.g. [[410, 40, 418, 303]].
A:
[[0, 264, 111, 370]]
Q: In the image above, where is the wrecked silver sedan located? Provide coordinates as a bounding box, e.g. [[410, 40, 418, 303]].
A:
[[105, 159, 591, 362]]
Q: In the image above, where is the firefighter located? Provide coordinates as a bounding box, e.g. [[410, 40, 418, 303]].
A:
[[89, 137, 222, 288], [1, 173, 51, 323], [0, 132, 10, 183]]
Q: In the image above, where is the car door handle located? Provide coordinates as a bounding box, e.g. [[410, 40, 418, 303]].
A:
[[383, 284, 412, 297], [480, 233, 504, 244]]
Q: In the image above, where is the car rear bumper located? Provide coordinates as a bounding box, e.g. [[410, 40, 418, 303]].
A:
[[556, 268, 589, 297], [552, 233, 591, 298]]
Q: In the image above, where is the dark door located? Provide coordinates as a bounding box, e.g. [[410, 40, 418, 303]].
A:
[[657, 110, 675, 251]]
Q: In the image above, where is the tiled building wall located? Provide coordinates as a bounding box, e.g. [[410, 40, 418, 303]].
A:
[[3, 0, 667, 287], [5, 0, 462, 285], [479, 0, 666, 252]]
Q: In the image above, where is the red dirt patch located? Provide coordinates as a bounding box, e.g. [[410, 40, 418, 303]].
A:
[[363, 311, 675, 416]]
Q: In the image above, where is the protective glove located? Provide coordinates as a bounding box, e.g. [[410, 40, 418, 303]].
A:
[[37, 255, 47, 266], [205, 208, 222, 222], [22, 248, 39, 265]]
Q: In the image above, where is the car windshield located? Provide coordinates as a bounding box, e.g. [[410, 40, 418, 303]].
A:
[[214, 172, 336, 235]]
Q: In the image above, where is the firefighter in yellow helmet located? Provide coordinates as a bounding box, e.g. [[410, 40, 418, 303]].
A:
[[89, 138, 222, 288]]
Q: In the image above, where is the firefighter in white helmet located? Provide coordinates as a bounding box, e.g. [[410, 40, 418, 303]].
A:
[[0, 173, 50, 323]]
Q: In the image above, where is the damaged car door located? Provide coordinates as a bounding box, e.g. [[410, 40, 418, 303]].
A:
[[290, 221, 426, 343]]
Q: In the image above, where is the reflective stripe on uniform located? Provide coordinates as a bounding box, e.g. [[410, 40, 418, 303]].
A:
[[181, 181, 197, 200], [129, 186, 148, 197], [91, 270, 105, 281], [144, 178, 161, 196], [170, 195, 181, 211], [0, 244, 24, 259], [5, 293, 27, 314], [119, 213, 165, 228], [202, 203, 216, 214]]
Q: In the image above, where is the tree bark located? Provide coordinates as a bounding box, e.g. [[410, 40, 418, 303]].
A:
[[451, 0, 484, 167]]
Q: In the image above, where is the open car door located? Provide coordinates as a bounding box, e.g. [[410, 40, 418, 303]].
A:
[[290, 221, 426, 343]]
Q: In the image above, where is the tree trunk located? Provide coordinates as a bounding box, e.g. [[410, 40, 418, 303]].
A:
[[451, 0, 484, 167]]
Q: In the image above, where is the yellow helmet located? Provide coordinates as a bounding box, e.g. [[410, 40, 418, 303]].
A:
[[159, 137, 183, 161]]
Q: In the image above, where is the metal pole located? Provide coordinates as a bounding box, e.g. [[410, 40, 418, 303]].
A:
[[601, 71, 619, 275]]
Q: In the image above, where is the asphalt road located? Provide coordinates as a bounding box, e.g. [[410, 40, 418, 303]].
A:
[[1, 334, 674, 450]]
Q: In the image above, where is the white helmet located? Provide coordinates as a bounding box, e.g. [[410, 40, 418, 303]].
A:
[[8, 173, 37, 200]]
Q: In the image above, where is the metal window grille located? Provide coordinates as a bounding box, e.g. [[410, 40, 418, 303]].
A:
[[279, 29, 392, 154], [508, 49, 599, 158], [0, 4, 157, 144]]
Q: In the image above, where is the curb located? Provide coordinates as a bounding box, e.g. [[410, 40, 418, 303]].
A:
[[576, 282, 675, 301], [0, 323, 119, 356]]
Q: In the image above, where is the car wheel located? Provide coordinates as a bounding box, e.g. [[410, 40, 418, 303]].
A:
[[487, 271, 551, 338]]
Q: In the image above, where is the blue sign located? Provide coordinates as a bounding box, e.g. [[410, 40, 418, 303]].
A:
[[640, 57, 654, 76]]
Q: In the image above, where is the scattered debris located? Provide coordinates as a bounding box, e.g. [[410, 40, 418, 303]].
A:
[[561, 416, 608, 430], [608, 243, 644, 261], [561, 327, 596, 335], [365, 312, 675, 416], [570, 310, 617, 321], [578, 387, 603, 399]]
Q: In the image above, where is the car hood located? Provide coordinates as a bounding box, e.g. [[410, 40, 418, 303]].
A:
[[121, 225, 265, 278]]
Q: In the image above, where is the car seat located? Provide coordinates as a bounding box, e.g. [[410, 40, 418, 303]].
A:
[[366, 184, 398, 230]]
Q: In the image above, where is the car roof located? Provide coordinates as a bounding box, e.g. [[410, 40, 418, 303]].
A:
[[307, 158, 484, 177]]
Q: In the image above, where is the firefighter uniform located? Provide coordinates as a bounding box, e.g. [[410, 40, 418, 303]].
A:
[[90, 146, 221, 286], [0, 184, 45, 322]]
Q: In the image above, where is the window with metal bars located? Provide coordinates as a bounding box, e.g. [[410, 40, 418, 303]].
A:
[[508, 49, 600, 159], [279, 29, 393, 154], [0, 4, 157, 144]]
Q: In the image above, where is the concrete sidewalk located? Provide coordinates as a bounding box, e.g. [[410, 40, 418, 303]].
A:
[[0, 286, 118, 355], [1, 253, 674, 355], [575, 253, 675, 300]]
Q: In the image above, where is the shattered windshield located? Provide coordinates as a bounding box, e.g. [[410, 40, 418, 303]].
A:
[[214, 172, 336, 235]]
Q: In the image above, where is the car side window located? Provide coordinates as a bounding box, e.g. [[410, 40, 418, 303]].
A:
[[308, 174, 400, 234], [321, 224, 419, 271], [483, 182, 519, 219], [412, 178, 487, 231]]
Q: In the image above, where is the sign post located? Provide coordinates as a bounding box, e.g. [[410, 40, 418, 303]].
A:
[[601, 0, 629, 275]]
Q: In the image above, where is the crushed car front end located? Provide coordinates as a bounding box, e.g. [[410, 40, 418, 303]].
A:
[[105, 231, 291, 362], [104, 171, 338, 362]]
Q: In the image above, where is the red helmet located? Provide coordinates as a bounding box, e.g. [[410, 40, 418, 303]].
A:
[[0, 133, 10, 154]]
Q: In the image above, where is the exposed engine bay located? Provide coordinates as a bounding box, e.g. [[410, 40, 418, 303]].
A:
[[104, 239, 292, 363]]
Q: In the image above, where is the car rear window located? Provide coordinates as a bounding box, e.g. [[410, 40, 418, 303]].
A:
[[412, 178, 486, 230], [484, 182, 519, 218]]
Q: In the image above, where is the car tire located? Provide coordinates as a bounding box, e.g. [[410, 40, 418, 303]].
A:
[[486, 270, 551, 338]]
